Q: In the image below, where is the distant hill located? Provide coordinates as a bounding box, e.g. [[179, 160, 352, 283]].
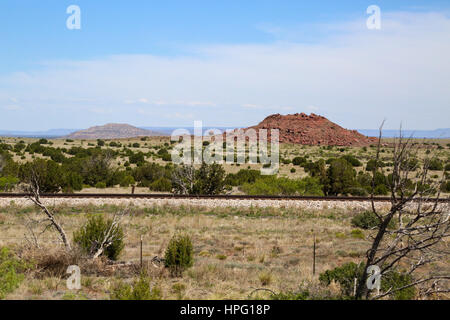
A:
[[232, 113, 377, 146], [66, 123, 164, 140]]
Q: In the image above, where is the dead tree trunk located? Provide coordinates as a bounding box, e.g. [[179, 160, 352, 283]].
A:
[[26, 174, 71, 251], [355, 125, 449, 299]]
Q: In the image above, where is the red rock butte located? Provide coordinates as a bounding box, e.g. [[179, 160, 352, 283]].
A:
[[235, 113, 377, 146]]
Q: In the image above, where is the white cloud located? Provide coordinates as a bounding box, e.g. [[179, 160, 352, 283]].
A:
[[242, 104, 294, 111], [0, 11, 449, 130], [3, 105, 22, 111], [242, 103, 265, 109]]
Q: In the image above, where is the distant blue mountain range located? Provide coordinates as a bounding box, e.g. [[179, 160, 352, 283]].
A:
[[0, 128, 78, 138], [0, 127, 449, 139], [145, 127, 450, 138], [357, 128, 450, 139]]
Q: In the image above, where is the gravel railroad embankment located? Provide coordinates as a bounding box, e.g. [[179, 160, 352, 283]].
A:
[[0, 197, 402, 211]]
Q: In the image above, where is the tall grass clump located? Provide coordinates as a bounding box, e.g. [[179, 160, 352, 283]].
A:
[[111, 273, 162, 300]]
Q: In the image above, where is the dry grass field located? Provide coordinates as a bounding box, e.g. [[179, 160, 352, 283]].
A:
[[0, 202, 448, 300]]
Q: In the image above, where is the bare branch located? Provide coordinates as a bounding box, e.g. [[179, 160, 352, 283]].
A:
[[26, 171, 71, 250]]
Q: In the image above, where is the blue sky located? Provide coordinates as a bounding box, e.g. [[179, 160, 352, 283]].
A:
[[1, 1, 449, 131]]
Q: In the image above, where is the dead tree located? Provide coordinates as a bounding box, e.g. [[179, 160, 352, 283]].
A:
[[90, 208, 128, 259], [355, 125, 449, 299], [23, 215, 53, 249], [26, 172, 71, 251], [172, 164, 196, 195]]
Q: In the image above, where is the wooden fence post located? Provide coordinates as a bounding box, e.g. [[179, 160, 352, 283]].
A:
[[140, 235, 143, 270], [313, 232, 316, 276]]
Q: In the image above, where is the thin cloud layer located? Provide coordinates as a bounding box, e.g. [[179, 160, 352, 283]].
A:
[[0, 11, 449, 130]]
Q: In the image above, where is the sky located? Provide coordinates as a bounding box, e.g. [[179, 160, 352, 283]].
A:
[[0, 1, 449, 131]]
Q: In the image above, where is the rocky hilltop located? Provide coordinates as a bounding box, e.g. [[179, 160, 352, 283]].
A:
[[240, 113, 377, 146], [66, 123, 163, 140]]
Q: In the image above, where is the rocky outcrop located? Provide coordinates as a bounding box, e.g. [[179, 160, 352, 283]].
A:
[[240, 113, 377, 146]]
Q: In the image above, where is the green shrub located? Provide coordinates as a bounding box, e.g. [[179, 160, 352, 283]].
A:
[[348, 187, 368, 196], [366, 159, 385, 171], [149, 177, 172, 192], [292, 157, 307, 166], [241, 176, 323, 196], [109, 141, 119, 147], [381, 270, 416, 300], [73, 215, 124, 260], [225, 169, 261, 186], [351, 211, 396, 230], [374, 184, 389, 195], [173, 162, 225, 195], [129, 152, 145, 164], [120, 175, 135, 187], [111, 274, 162, 300], [95, 181, 107, 189], [162, 153, 172, 161], [0, 247, 26, 299], [341, 155, 362, 167], [0, 176, 19, 192], [428, 158, 443, 171], [320, 262, 416, 299], [325, 158, 356, 195], [19, 158, 64, 193], [164, 234, 194, 276], [319, 262, 365, 296], [442, 181, 450, 193]]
